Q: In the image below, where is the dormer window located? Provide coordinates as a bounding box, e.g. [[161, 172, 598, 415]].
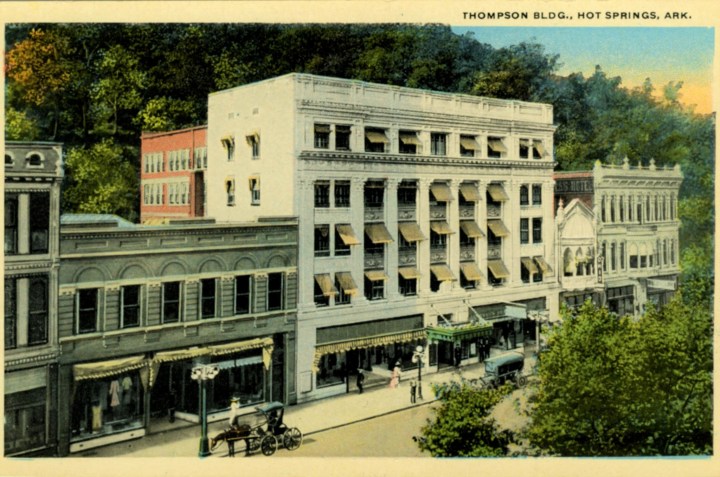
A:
[[5, 153, 14, 166], [26, 153, 43, 167]]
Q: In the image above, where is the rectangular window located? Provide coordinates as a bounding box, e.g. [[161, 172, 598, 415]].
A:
[[250, 177, 261, 205], [267, 273, 284, 311], [430, 133, 447, 156], [334, 181, 350, 207], [335, 125, 351, 150], [222, 137, 235, 161], [5, 195, 18, 255], [5, 278, 16, 349], [314, 280, 329, 307], [520, 218, 529, 244], [519, 139, 531, 159], [28, 277, 48, 345], [520, 186, 529, 206], [234, 275, 252, 315], [200, 278, 216, 319], [364, 276, 385, 301], [364, 127, 388, 153], [314, 124, 330, 149], [162, 282, 181, 323], [533, 269, 544, 283], [532, 185, 542, 205], [460, 135, 479, 157], [120, 285, 141, 329], [334, 227, 351, 256], [399, 276, 417, 296], [76, 289, 98, 334], [226, 178, 235, 206], [487, 136, 507, 159], [335, 275, 352, 305], [397, 183, 416, 206], [314, 182, 330, 208], [399, 131, 420, 154], [29, 193, 50, 254], [532, 218, 542, 243], [364, 182, 384, 208], [314, 225, 330, 257], [246, 134, 260, 159]]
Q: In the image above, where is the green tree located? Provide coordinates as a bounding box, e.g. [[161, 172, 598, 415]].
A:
[[63, 138, 139, 220], [527, 298, 712, 456], [4, 106, 40, 140], [417, 382, 515, 457]]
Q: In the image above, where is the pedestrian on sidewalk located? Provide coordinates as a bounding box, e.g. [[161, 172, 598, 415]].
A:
[[389, 361, 401, 388], [356, 369, 365, 394], [410, 379, 417, 403]]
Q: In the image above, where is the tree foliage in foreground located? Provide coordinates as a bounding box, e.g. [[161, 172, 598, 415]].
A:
[[527, 298, 712, 456], [417, 382, 515, 457]]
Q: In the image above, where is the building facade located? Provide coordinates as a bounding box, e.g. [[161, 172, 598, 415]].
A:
[[4, 141, 63, 456], [555, 158, 682, 314], [140, 125, 208, 223], [206, 73, 560, 403], [55, 216, 297, 455]]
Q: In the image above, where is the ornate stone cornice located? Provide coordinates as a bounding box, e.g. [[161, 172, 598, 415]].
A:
[[5, 351, 60, 368]]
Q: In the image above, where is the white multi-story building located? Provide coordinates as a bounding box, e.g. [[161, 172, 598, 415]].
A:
[[207, 73, 560, 402]]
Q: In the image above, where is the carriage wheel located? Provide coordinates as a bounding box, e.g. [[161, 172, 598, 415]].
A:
[[283, 427, 303, 451], [260, 434, 278, 456], [517, 375, 527, 387]]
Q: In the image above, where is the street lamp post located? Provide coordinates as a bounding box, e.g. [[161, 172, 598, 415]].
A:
[[412, 345, 426, 400], [191, 364, 220, 458]]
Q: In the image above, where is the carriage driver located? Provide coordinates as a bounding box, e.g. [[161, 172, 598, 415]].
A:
[[228, 395, 242, 429]]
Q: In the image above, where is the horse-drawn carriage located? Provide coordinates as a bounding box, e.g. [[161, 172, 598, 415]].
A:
[[210, 401, 303, 457]]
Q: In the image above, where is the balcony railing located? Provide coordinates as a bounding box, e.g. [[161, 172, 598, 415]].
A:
[[364, 251, 385, 268], [399, 248, 417, 266], [397, 204, 417, 221], [459, 205, 475, 219], [487, 204, 502, 218], [429, 205, 447, 220], [364, 206, 384, 221], [430, 246, 447, 263], [487, 245, 502, 259], [460, 244, 475, 261]]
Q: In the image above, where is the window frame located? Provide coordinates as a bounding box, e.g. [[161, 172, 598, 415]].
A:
[[5, 195, 18, 255], [430, 132, 447, 156], [29, 193, 50, 254], [162, 281, 182, 323], [120, 284, 141, 329], [5, 278, 17, 349], [314, 124, 330, 149], [335, 275, 352, 305], [519, 185, 529, 206], [267, 273, 284, 311], [76, 288, 99, 335], [314, 182, 330, 208], [532, 217, 542, 243], [520, 218, 529, 245], [200, 278, 217, 319], [234, 275, 252, 315], [532, 184, 542, 205], [314, 225, 331, 257]]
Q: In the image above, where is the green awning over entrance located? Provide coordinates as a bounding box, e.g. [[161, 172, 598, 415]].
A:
[[426, 322, 493, 344]]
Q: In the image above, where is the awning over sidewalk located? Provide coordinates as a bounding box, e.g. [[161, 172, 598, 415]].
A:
[[426, 322, 493, 344], [73, 355, 147, 382], [312, 329, 426, 372]]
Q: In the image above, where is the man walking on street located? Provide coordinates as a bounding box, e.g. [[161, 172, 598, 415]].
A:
[[410, 380, 417, 403], [356, 369, 365, 394]]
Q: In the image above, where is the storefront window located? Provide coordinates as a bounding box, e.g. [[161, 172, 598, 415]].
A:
[[208, 355, 265, 411], [71, 373, 143, 442], [4, 388, 46, 455], [316, 352, 347, 388]]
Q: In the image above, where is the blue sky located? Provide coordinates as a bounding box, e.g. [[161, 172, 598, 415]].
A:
[[451, 27, 715, 112]]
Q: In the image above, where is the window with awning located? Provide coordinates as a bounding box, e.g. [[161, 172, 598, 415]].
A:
[[488, 137, 507, 153], [430, 221, 454, 235], [459, 183, 481, 202], [315, 274, 338, 297], [365, 130, 389, 144], [533, 140, 546, 157], [399, 132, 421, 145], [398, 222, 426, 242], [460, 221, 485, 238], [461, 262, 483, 281], [336, 272, 359, 295], [488, 259, 510, 279], [73, 355, 147, 382], [430, 183, 453, 202], [487, 183, 509, 201], [460, 136, 480, 151], [336, 224, 360, 245], [487, 219, 510, 237], [365, 270, 389, 281], [521, 257, 539, 274], [430, 264, 456, 282], [365, 223, 394, 244], [398, 267, 421, 279], [534, 256, 553, 274]]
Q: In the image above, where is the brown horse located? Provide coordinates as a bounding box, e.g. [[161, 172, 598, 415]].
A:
[[210, 424, 253, 457]]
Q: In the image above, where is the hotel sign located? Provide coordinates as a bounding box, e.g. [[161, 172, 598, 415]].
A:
[[647, 278, 676, 291], [555, 178, 593, 194]]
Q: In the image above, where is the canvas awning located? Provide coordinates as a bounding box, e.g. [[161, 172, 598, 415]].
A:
[[365, 130, 389, 144], [336, 224, 360, 245], [534, 256, 553, 274], [430, 264, 456, 282], [460, 262, 484, 281], [460, 137, 480, 150], [487, 184, 509, 201], [426, 322, 492, 344], [336, 272, 359, 296], [533, 140, 546, 156], [365, 270, 389, 282], [430, 221, 454, 235], [488, 138, 507, 153], [398, 222, 425, 242], [460, 221, 485, 238], [399, 132, 421, 145], [459, 183, 481, 202], [521, 257, 539, 274], [488, 260, 510, 279], [315, 274, 338, 297], [314, 124, 331, 133], [245, 132, 259, 145], [487, 219, 510, 237], [430, 183, 453, 202], [398, 267, 422, 279], [73, 355, 147, 382], [365, 223, 394, 244]]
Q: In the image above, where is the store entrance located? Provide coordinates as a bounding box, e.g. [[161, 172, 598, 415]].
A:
[[437, 341, 454, 368]]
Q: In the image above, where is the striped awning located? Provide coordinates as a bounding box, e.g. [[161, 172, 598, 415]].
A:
[[460, 221, 485, 238], [459, 183, 481, 201], [73, 355, 147, 382], [430, 221, 454, 235], [487, 219, 510, 237], [488, 138, 507, 153], [336, 272, 359, 296], [398, 267, 421, 279], [487, 184, 509, 201], [398, 222, 426, 242], [312, 329, 426, 372], [534, 256, 553, 274], [533, 140, 546, 156], [365, 270, 389, 282], [399, 132, 421, 145], [430, 264, 456, 282], [488, 260, 510, 279], [461, 262, 484, 281], [365, 223, 394, 244], [365, 130, 389, 144], [430, 183, 453, 202], [315, 274, 339, 297], [521, 257, 539, 274], [336, 224, 360, 245], [460, 136, 480, 150]]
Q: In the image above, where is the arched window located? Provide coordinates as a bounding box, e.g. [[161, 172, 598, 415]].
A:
[[575, 248, 585, 276], [563, 248, 574, 277], [26, 153, 43, 167], [519, 185, 529, 206], [610, 196, 615, 222]]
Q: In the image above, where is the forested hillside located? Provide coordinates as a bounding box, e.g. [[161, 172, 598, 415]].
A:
[[4, 24, 714, 294]]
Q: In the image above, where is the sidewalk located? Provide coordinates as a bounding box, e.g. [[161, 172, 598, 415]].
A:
[[79, 346, 537, 458]]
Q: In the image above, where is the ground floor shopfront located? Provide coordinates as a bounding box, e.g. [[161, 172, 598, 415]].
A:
[[57, 335, 286, 455]]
